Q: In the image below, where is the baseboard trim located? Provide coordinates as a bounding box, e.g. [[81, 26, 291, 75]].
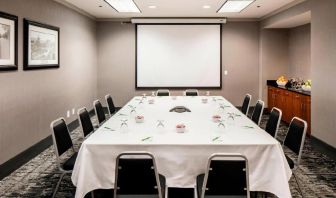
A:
[[0, 108, 96, 180], [0, 135, 52, 180], [311, 136, 336, 161]]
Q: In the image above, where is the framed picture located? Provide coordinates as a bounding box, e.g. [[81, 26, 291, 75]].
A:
[[0, 11, 18, 71], [24, 19, 59, 70]]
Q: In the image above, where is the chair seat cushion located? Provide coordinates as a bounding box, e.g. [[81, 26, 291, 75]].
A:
[[285, 155, 295, 169], [197, 174, 205, 198], [62, 152, 78, 171], [196, 174, 249, 198]]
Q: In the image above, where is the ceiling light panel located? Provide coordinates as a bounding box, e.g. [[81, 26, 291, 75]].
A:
[[104, 0, 141, 13], [218, 0, 255, 13]]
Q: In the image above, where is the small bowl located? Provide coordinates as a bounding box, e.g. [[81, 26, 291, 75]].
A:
[[135, 115, 144, 123], [176, 124, 186, 133], [148, 99, 155, 104], [202, 98, 208, 103], [212, 115, 221, 122], [301, 85, 311, 92], [276, 81, 287, 86]]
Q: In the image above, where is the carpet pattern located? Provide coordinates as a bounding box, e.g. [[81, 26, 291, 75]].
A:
[[0, 114, 335, 198]]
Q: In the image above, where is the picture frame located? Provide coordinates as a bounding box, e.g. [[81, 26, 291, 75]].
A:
[[0, 11, 18, 71], [23, 19, 59, 70]]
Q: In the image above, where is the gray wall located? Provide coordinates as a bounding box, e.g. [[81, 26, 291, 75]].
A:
[[260, 24, 311, 105], [261, 0, 336, 147], [0, 0, 97, 164], [260, 29, 289, 105], [310, 0, 336, 147], [288, 24, 311, 79], [97, 21, 260, 107]]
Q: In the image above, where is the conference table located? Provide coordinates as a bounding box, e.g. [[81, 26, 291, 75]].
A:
[[72, 96, 292, 198]]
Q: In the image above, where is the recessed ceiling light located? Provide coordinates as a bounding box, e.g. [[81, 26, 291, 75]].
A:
[[148, 5, 157, 9], [203, 5, 211, 9], [104, 0, 141, 13], [218, 0, 255, 13]]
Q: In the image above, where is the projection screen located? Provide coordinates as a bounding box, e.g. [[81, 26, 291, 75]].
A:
[[136, 24, 221, 88]]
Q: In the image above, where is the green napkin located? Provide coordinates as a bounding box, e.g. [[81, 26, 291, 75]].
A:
[[103, 126, 115, 131], [141, 136, 153, 142], [211, 136, 223, 143]]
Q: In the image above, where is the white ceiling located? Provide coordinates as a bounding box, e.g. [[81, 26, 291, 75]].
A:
[[60, 0, 301, 19], [265, 11, 311, 28]]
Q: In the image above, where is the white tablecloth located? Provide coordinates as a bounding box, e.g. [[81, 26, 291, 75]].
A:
[[72, 96, 292, 198]]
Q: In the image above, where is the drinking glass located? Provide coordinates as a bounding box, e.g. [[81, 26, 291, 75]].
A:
[[129, 105, 137, 116], [157, 120, 165, 128], [120, 119, 128, 132], [217, 119, 226, 128]]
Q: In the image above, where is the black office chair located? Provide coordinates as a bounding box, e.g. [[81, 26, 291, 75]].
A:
[[185, 89, 199, 96], [251, 100, 265, 126], [156, 89, 170, 96], [197, 153, 250, 198], [93, 99, 106, 125], [241, 94, 252, 115], [77, 107, 96, 139], [265, 107, 282, 138], [50, 118, 77, 198], [283, 117, 307, 197], [114, 152, 166, 198], [105, 94, 118, 116]]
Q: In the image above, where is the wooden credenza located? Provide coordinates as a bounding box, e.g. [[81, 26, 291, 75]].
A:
[[268, 86, 311, 135]]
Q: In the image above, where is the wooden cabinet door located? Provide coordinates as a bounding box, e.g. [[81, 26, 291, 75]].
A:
[[292, 93, 304, 120], [282, 91, 293, 123], [274, 89, 291, 123], [268, 87, 275, 112], [274, 89, 283, 111], [269, 86, 311, 132]]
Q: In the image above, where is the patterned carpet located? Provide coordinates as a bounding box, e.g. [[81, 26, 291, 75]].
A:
[[0, 114, 335, 198]]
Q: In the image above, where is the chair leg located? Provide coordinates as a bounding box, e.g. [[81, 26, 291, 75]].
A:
[[293, 172, 304, 197], [52, 172, 66, 198]]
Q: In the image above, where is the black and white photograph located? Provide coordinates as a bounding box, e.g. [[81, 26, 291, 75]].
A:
[[24, 19, 59, 70], [0, 11, 17, 70]]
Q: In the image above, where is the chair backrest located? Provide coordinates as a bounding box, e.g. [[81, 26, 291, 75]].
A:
[[251, 100, 265, 126], [265, 107, 282, 138], [241, 94, 252, 115], [105, 94, 116, 116], [77, 107, 94, 138], [185, 89, 199, 96], [114, 152, 163, 198], [201, 153, 250, 198], [93, 99, 106, 125], [156, 89, 170, 96], [50, 118, 74, 158], [283, 117, 307, 166]]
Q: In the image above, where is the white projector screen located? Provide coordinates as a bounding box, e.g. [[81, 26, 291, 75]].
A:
[[136, 24, 221, 88]]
